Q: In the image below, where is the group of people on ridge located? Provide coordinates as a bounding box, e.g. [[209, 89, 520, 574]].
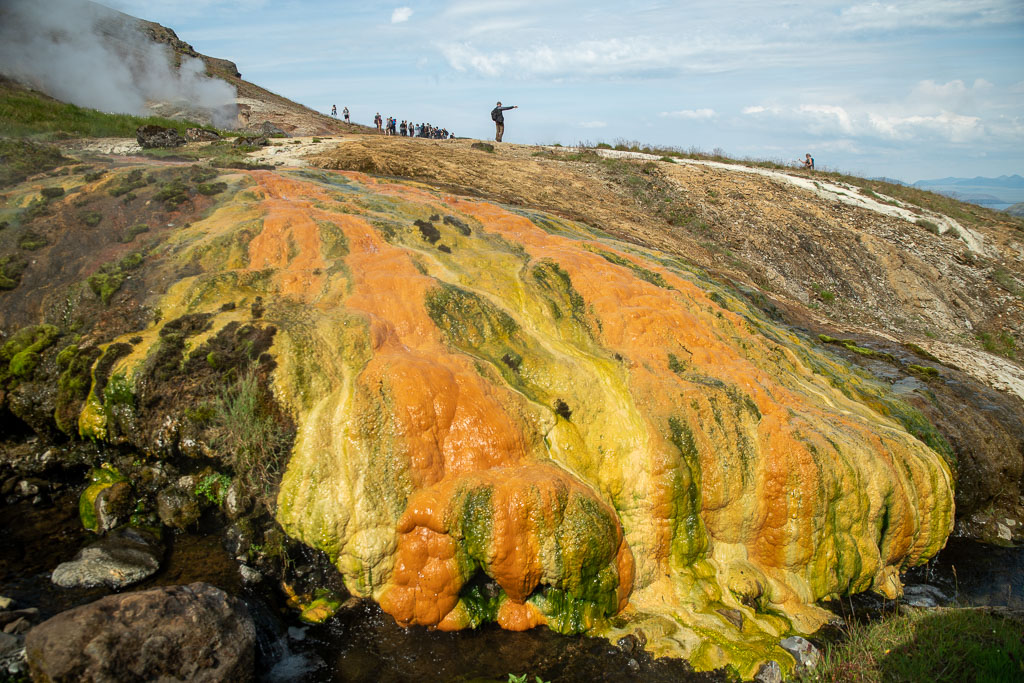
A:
[[373, 114, 454, 139], [328, 101, 520, 143]]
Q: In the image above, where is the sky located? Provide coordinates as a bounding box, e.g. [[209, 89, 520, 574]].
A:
[[101, 0, 1024, 183]]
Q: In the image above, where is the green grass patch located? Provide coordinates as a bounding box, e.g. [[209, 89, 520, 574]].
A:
[[992, 267, 1024, 297], [213, 368, 293, 512], [0, 78, 206, 140], [798, 608, 1024, 683], [978, 330, 1017, 359], [915, 218, 941, 234]]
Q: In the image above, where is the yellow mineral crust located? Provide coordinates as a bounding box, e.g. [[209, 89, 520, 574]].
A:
[[102, 168, 953, 675]]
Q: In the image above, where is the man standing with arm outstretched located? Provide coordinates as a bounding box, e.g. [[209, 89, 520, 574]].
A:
[[490, 101, 518, 142]]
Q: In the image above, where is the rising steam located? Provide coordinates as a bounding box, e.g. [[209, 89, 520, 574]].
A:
[[0, 0, 238, 128]]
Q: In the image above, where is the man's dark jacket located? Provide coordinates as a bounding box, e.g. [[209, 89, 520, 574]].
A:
[[491, 105, 515, 123]]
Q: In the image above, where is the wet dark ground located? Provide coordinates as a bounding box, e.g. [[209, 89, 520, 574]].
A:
[[0, 489, 727, 682], [3, 488, 1021, 682]]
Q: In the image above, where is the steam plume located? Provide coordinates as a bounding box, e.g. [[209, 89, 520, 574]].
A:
[[0, 0, 238, 128]]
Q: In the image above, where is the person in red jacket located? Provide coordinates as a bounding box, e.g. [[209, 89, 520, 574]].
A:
[[490, 101, 518, 142]]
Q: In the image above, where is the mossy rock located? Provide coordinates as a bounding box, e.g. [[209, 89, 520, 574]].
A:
[[79, 465, 128, 533]]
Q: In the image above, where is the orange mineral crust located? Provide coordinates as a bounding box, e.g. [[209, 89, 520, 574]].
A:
[[101, 168, 953, 674]]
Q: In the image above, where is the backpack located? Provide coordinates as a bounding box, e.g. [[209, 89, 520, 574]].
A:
[[491, 108, 500, 122]]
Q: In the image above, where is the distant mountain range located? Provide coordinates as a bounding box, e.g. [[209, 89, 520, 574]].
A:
[[910, 175, 1024, 210]]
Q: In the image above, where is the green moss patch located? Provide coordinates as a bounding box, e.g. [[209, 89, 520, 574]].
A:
[[87, 251, 145, 305], [0, 324, 59, 386], [0, 253, 28, 289]]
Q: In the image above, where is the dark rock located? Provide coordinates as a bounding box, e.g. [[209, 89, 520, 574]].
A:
[[51, 526, 163, 589], [136, 125, 186, 149], [234, 135, 269, 147], [93, 480, 133, 533], [616, 633, 640, 654], [157, 487, 201, 529], [25, 583, 255, 683], [186, 128, 221, 142]]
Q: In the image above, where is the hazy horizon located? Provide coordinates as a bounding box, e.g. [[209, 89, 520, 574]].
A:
[[100, 1, 1024, 183]]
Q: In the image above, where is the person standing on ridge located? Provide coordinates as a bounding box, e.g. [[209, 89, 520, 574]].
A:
[[331, 104, 337, 117], [490, 101, 518, 142], [374, 112, 382, 133], [343, 106, 350, 123], [800, 153, 814, 170]]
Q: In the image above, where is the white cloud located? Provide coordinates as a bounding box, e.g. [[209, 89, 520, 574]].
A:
[[868, 112, 983, 142], [580, 121, 607, 128], [798, 104, 855, 134], [437, 36, 751, 79], [839, 0, 1022, 30], [660, 108, 716, 119], [391, 7, 413, 23]]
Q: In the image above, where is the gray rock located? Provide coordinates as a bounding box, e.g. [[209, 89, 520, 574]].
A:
[[780, 635, 820, 670], [754, 660, 782, 683], [25, 583, 255, 683], [51, 527, 162, 589], [255, 120, 286, 137], [234, 135, 269, 147], [157, 486, 200, 529], [224, 480, 252, 520], [136, 124, 186, 149], [239, 564, 263, 585]]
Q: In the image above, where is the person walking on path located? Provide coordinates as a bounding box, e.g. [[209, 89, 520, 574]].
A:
[[374, 112, 383, 133], [799, 153, 814, 170], [331, 104, 337, 117], [490, 101, 518, 142], [343, 106, 350, 123]]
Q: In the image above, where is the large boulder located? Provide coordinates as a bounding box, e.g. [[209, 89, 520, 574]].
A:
[[50, 526, 163, 589], [135, 125, 186, 149], [24, 583, 255, 682]]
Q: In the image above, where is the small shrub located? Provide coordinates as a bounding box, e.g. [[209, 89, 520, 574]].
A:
[[83, 169, 106, 182], [40, 186, 65, 199], [470, 142, 495, 153], [915, 218, 941, 234], [120, 223, 150, 243], [17, 229, 48, 250], [197, 181, 227, 196], [82, 211, 102, 227], [195, 472, 232, 507], [0, 253, 28, 289]]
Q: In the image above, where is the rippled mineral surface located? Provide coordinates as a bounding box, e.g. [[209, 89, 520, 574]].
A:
[[84, 167, 954, 675]]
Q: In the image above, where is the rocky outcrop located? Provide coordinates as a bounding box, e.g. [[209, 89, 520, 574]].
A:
[[25, 583, 255, 682], [135, 124, 185, 149], [186, 127, 221, 142]]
